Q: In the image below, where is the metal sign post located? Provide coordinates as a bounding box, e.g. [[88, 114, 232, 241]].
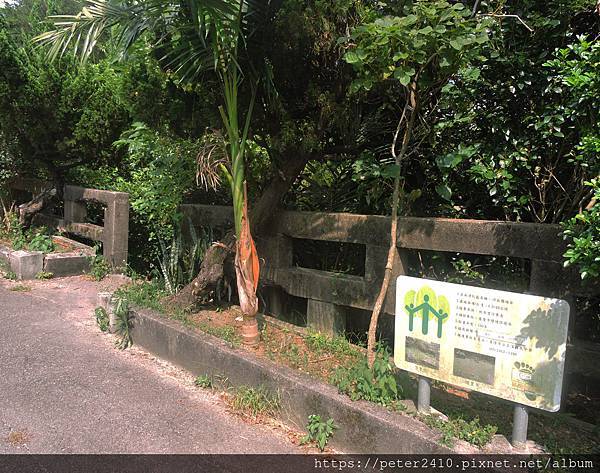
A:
[[417, 377, 431, 414], [512, 404, 529, 449]]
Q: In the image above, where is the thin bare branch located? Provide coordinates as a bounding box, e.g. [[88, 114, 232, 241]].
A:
[[480, 13, 534, 32]]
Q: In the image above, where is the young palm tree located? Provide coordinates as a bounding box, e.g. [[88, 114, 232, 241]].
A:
[[35, 0, 266, 344]]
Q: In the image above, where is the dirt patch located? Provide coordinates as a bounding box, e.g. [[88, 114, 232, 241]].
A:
[[187, 306, 362, 382], [6, 430, 30, 447], [50, 237, 82, 254]]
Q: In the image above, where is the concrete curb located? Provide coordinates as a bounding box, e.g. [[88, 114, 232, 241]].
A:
[[128, 307, 510, 454], [0, 237, 93, 280]]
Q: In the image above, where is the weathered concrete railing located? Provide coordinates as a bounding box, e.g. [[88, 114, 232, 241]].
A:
[[181, 204, 600, 380], [7, 178, 129, 270]]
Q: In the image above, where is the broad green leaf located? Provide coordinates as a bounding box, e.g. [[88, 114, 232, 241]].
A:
[[435, 184, 452, 201], [345, 50, 361, 64]]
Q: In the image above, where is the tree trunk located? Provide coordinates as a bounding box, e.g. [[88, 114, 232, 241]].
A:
[[172, 151, 311, 309], [17, 168, 64, 229], [18, 187, 58, 228], [367, 83, 418, 368]]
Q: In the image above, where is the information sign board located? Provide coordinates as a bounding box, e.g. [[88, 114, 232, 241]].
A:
[[394, 276, 569, 411]]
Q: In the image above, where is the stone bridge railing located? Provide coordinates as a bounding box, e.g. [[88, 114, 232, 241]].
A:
[[182, 204, 599, 381], [7, 178, 129, 270]]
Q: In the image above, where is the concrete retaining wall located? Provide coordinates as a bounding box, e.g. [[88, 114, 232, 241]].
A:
[[129, 307, 517, 454], [7, 178, 129, 271], [0, 237, 94, 280]]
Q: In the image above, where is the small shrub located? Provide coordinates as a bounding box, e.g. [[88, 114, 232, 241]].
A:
[[26, 229, 55, 253], [95, 307, 110, 332], [230, 386, 280, 418], [35, 271, 53, 280], [0, 209, 55, 253], [300, 414, 337, 452], [113, 297, 133, 349], [3, 270, 17, 280], [88, 252, 111, 281], [115, 280, 167, 313], [194, 374, 213, 389], [423, 415, 497, 448], [331, 344, 402, 407]]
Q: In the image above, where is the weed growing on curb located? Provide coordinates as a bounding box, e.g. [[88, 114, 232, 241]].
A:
[[115, 280, 167, 313], [35, 271, 53, 280], [88, 251, 111, 281], [194, 374, 213, 389], [331, 343, 402, 407], [300, 415, 337, 451], [113, 297, 133, 349], [95, 307, 110, 332], [230, 386, 280, 418], [115, 281, 242, 348], [422, 414, 497, 448]]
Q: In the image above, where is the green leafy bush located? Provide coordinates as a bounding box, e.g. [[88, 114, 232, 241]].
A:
[[563, 179, 600, 280], [300, 415, 337, 452], [0, 210, 55, 253], [88, 251, 111, 281], [94, 123, 202, 273], [331, 344, 402, 407], [27, 230, 55, 254]]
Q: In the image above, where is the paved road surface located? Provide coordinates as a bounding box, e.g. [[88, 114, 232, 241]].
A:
[[0, 277, 300, 453]]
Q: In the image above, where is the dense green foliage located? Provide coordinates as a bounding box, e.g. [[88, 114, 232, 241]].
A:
[[0, 208, 55, 253], [0, 0, 598, 283], [0, 0, 129, 187], [563, 179, 600, 279]]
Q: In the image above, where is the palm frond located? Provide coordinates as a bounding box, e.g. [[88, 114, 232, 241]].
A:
[[34, 0, 144, 62], [33, 0, 241, 64], [196, 130, 229, 191]]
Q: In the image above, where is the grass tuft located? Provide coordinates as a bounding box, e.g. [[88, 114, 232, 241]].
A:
[[230, 385, 280, 418]]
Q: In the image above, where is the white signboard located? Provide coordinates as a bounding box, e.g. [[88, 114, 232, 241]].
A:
[[394, 276, 570, 411]]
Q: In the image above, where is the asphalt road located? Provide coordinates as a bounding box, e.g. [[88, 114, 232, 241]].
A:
[[0, 277, 300, 453]]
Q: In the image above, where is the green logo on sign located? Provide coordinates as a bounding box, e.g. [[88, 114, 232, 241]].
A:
[[404, 286, 449, 338]]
